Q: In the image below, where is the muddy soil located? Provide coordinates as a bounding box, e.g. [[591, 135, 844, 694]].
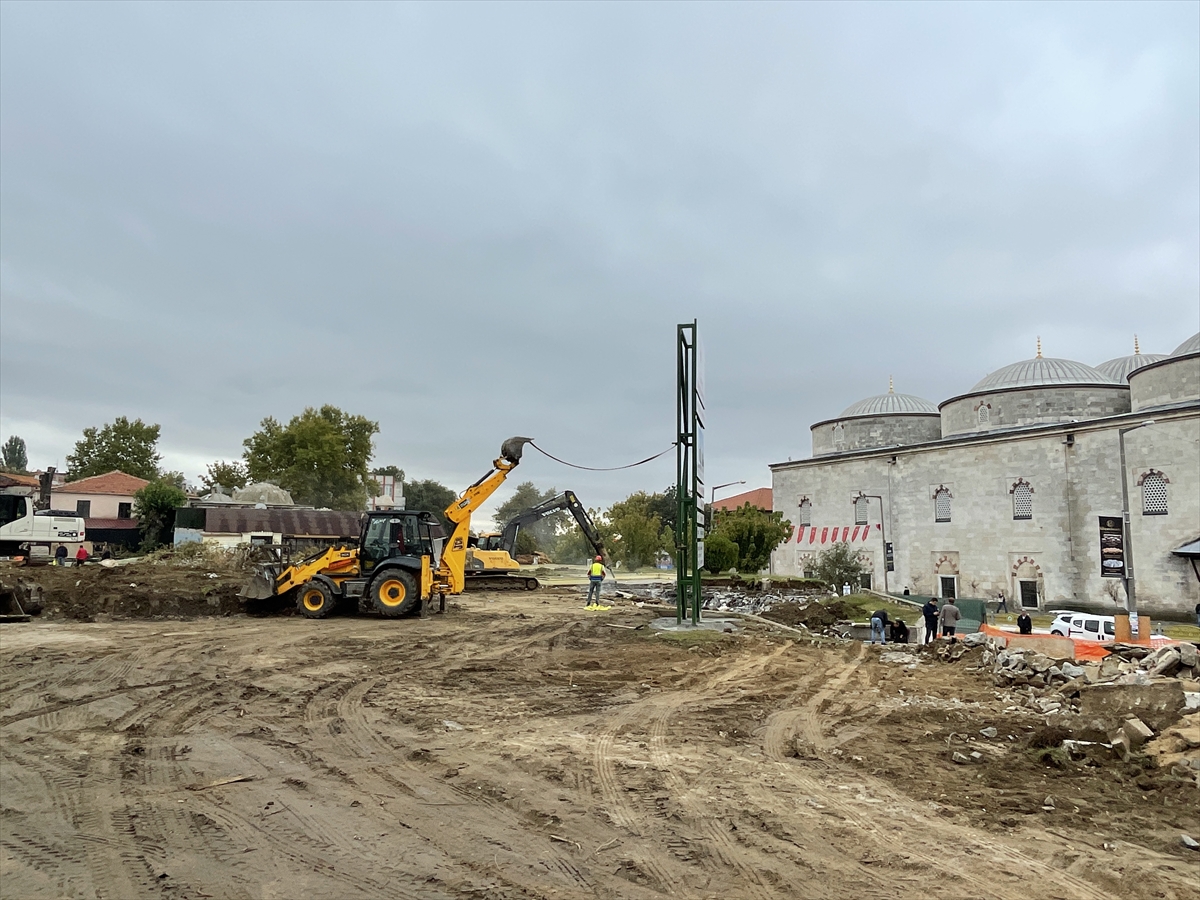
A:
[[761, 599, 854, 630], [2, 592, 1197, 900]]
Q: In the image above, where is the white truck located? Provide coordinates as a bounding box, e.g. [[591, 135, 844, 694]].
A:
[[0, 493, 86, 556]]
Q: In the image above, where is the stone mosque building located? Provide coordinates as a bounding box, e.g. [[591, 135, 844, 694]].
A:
[[769, 333, 1200, 618]]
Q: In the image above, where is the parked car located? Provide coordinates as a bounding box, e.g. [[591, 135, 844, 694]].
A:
[[1050, 612, 1116, 641]]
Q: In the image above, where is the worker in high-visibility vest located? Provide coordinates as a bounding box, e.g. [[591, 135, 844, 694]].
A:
[[585, 555, 606, 609]]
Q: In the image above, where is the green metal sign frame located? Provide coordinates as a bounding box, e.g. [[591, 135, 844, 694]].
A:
[[676, 321, 704, 625]]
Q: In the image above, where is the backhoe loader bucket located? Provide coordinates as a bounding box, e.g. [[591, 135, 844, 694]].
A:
[[238, 566, 280, 600], [500, 436, 534, 464]]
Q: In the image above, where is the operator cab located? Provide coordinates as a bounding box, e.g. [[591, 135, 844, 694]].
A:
[[358, 510, 446, 572]]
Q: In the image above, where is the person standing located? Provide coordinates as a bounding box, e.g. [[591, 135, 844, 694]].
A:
[[995, 590, 1008, 614], [586, 555, 606, 609], [869, 608, 890, 645], [939, 598, 961, 643], [922, 598, 938, 645], [1017, 611, 1033, 635]]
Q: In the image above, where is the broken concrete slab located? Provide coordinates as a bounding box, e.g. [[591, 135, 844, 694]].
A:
[[1178, 642, 1198, 669], [1149, 649, 1181, 677], [1078, 680, 1185, 733], [1121, 717, 1154, 748]]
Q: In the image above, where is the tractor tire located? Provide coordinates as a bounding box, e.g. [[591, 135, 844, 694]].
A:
[[372, 570, 419, 617], [297, 581, 337, 619]]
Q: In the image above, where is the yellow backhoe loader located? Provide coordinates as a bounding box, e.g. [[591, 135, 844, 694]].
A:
[[239, 436, 533, 618]]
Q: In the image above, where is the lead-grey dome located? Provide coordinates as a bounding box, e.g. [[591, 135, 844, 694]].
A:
[[840, 392, 938, 417], [1171, 332, 1200, 357], [1095, 353, 1168, 383], [231, 482, 294, 506], [970, 357, 1112, 393]]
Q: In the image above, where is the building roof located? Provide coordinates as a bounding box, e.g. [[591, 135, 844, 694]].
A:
[[1094, 353, 1169, 383], [0, 472, 39, 489], [192, 507, 361, 538], [231, 482, 294, 506], [969, 356, 1113, 393], [56, 471, 151, 496], [840, 391, 938, 417], [1171, 332, 1200, 358], [84, 517, 140, 530], [711, 487, 772, 512]]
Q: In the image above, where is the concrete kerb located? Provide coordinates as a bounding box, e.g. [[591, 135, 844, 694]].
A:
[[649, 616, 741, 634]]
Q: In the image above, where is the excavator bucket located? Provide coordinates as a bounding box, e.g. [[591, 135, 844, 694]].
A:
[[500, 436, 534, 464], [238, 566, 280, 600]]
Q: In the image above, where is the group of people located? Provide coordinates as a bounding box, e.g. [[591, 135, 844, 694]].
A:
[[53, 544, 89, 566], [867, 598, 962, 646]]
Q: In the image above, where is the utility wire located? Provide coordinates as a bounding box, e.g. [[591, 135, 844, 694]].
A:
[[528, 441, 677, 472]]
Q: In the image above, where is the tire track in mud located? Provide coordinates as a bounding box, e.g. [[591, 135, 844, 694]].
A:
[[757, 649, 1113, 900]]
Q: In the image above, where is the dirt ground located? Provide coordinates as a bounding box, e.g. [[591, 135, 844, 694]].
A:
[[2, 589, 1198, 900]]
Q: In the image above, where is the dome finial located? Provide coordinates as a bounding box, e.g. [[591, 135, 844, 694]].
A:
[[1133, 334, 1140, 355], [888, 375, 894, 393], [1036, 336, 1042, 358]]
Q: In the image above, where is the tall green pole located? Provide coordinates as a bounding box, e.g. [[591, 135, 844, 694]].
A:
[[675, 321, 702, 626]]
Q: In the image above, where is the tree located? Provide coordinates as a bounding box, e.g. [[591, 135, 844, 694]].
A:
[[372, 465, 404, 479], [549, 508, 607, 563], [133, 480, 188, 550], [200, 460, 249, 493], [813, 542, 865, 592], [709, 503, 792, 574], [703, 533, 739, 573], [493, 481, 562, 550], [2, 435, 28, 473], [604, 491, 672, 570], [66, 417, 162, 481], [243, 406, 379, 509], [646, 485, 677, 534], [402, 479, 457, 528]]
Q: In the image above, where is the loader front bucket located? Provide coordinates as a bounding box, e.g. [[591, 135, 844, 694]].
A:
[[238, 570, 278, 600]]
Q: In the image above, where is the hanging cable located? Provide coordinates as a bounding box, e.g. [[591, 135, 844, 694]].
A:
[[527, 441, 677, 472]]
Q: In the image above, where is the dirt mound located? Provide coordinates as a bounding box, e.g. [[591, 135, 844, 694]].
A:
[[7, 563, 246, 620], [761, 599, 853, 629]]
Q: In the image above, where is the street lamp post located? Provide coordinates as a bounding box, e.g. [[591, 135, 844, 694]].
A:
[[705, 480, 744, 508], [1117, 420, 1155, 618], [853, 492, 889, 595]]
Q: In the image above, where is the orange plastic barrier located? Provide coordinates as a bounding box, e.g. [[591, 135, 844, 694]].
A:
[[980, 624, 1177, 661]]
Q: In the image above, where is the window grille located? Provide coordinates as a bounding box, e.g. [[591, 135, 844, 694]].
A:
[[854, 496, 869, 525], [798, 498, 811, 527], [978, 406, 990, 425], [934, 488, 952, 523], [1012, 481, 1032, 520], [1142, 473, 1168, 515]]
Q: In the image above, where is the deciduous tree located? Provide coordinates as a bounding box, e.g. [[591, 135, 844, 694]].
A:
[[494, 481, 562, 550], [604, 491, 672, 570], [812, 542, 865, 592], [2, 435, 28, 473], [200, 461, 249, 493], [242, 406, 378, 509], [66, 417, 162, 481], [133, 480, 188, 550], [709, 503, 792, 574], [703, 533, 739, 573], [402, 479, 457, 528]]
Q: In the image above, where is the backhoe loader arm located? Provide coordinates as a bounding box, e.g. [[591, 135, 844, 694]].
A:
[[434, 437, 533, 595], [499, 490, 606, 559]]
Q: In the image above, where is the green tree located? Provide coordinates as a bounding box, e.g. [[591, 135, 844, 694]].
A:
[[709, 503, 792, 574], [200, 460, 249, 493], [371, 465, 404, 479], [402, 479, 458, 528], [605, 491, 672, 570], [703, 533, 739, 573], [646, 485, 677, 534], [66, 417, 162, 481], [812, 542, 865, 592], [2, 435, 28, 472], [493, 481, 562, 550], [243, 406, 379, 509], [133, 480, 188, 550], [549, 508, 607, 563]]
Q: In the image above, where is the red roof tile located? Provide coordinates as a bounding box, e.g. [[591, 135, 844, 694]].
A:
[[84, 518, 140, 529], [711, 487, 773, 512], [56, 471, 151, 496]]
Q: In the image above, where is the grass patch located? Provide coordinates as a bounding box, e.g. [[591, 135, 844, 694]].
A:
[[650, 628, 730, 647], [835, 593, 922, 624]]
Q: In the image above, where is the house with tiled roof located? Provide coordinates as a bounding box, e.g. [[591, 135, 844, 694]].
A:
[[51, 471, 151, 548]]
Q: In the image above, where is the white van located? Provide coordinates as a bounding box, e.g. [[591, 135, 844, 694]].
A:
[[1050, 612, 1116, 642]]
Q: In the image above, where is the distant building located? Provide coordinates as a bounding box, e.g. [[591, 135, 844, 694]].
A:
[[368, 473, 404, 510], [174, 506, 361, 550], [711, 487, 773, 512], [52, 471, 149, 549], [770, 334, 1200, 618]]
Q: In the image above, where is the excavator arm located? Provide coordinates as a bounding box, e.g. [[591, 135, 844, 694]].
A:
[[499, 490, 606, 560], [434, 437, 533, 596]]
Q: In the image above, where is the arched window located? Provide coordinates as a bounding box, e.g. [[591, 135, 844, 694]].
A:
[[977, 405, 990, 425], [798, 498, 812, 527], [1142, 471, 1168, 516], [934, 486, 952, 523], [833, 423, 845, 449], [1011, 480, 1033, 520], [854, 496, 869, 525]]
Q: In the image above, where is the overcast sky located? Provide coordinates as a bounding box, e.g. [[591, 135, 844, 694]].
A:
[[2, 1, 1197, 523]]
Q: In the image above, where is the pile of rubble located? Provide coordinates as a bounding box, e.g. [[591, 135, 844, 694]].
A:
[[981, 639, 1199, 691]]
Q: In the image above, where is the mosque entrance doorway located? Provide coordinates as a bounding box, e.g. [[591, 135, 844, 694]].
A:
[[939, 575, 957, 599], [1018, 580, 1038, 608]]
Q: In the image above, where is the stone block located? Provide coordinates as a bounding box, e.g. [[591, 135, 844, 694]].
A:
[[1150, 649, 1181, 677], [1122, 717, 1154, 747], [1177, 642, 1197, 668], [1079, 681, 1185, 733]]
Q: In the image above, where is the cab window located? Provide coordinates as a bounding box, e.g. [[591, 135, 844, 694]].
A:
[[1104, 621, 1115, 635], [1072, 619, 1083, 629], [1084, 620, 1099, 633]]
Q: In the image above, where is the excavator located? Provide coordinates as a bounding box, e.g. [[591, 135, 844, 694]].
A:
[[465, 490, 606, 585], [239, 437, 534, 619]]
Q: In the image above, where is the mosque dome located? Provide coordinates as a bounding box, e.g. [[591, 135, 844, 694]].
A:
[[231, 482, 294, 506], [1171, 332, 1200, 357], [1096, 338, 1168, 383], [840, 391, 938, 417], [970, 356, 1112, 393]]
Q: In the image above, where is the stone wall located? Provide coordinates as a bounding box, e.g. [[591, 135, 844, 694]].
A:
[[1130, 354, 1200, 412], [771, 407, 1200, 618], [811, 414, 942, 456], [940, 386, 1131, 437]]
